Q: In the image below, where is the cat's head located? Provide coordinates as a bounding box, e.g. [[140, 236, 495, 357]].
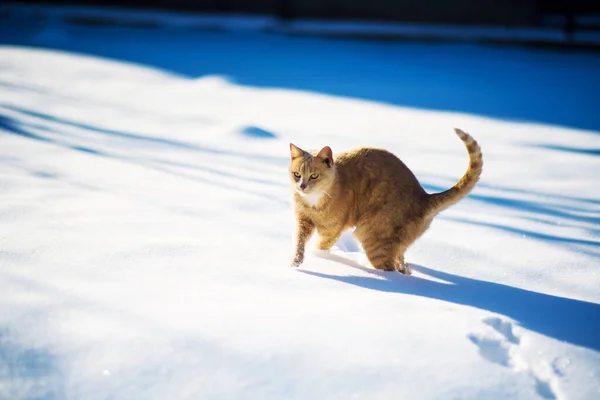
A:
[[288, 143, 336, 200]]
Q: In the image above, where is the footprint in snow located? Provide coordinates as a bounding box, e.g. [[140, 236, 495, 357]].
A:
[[469, 317, 562, 400]]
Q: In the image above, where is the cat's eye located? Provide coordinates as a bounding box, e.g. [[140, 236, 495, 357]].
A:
[[310, 173, 319, 180], [293, 172, 301, 179]]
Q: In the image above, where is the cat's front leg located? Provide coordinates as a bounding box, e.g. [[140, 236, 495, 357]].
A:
[[292, 217, 315, 267]]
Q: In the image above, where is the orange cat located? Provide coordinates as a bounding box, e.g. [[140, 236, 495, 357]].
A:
[[289, 128, 483, 274]]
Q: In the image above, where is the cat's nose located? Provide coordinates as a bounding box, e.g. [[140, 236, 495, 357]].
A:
[[299, 182, 307, 190]]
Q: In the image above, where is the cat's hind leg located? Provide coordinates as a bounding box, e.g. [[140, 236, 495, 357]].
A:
[[397, 253, 412, 275], [355, 221, 422, 274], [354, 225, 401, 272], [395, 219, 432, 274], [365, 243, 400, 272]]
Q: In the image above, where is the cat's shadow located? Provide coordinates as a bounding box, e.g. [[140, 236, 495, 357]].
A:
[[312, 249, 366, 271], [299, 252, 600, 353]]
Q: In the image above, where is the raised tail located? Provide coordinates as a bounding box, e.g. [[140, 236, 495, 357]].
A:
[[426, 128, 483, 215]]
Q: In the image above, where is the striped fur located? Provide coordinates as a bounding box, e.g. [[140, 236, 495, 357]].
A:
[[426, 128, 483, 215], [289, 128, 483, 274]]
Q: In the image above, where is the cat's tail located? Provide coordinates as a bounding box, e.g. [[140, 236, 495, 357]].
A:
[[426, 128, 483, 215]]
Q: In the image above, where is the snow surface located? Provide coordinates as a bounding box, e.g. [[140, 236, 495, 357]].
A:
[[1, 11, 600, 400]]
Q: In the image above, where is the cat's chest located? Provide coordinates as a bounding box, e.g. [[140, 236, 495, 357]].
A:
[[297, 200, 348, 226], [300, 192, 324, 208]]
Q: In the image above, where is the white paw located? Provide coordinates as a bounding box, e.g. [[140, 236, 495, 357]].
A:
[[291, 256, 303, 267]]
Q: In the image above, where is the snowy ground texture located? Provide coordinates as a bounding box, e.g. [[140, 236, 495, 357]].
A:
[[1, 7, 600, 400]]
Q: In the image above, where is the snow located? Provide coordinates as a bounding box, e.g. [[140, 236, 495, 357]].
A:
[[1, 8, 600, 400]]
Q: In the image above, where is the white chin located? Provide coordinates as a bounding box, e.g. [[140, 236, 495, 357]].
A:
[[296, 190, 308, 197]]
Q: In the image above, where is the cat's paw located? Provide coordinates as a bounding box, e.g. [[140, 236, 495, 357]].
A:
[[397, 263, 412, 275], [382, 264, 396, 272], [291, 255, 304, 267]]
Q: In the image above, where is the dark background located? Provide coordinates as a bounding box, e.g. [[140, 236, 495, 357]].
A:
[[10, 0, 600, 27]]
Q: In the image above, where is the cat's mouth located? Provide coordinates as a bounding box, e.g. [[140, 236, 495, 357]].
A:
[[296, 186, 318, 196]]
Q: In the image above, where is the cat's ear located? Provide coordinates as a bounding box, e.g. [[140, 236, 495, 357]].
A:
[[316, 146, 333, 167], [289, 143, 304, 159]]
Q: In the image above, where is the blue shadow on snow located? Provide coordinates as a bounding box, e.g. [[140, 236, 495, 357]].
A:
[[1, 17, 600, 131], [420, 182, 600, 257], [0, 106, 289, 205], [300, 263, 600, 352], [534, 144, 600, 156], [3, 103, 598, 254], [0, 330, 65, 399], [241, 125, 277, 139], [0, 113, 105, 156]]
